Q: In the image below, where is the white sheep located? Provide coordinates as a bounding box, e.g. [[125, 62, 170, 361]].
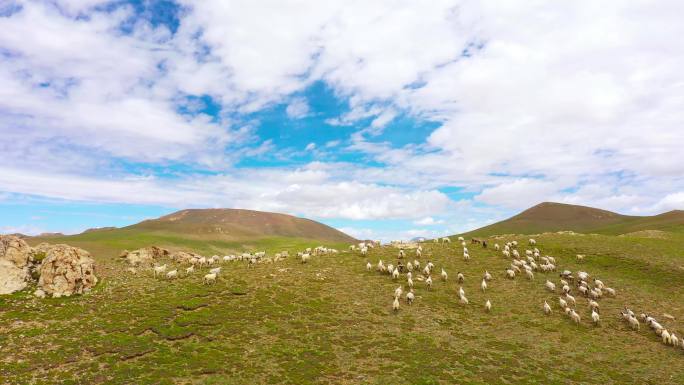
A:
[[628, 315, 640, 331], [301, 253, 310, 263], [394, 286, 403, 299], [457, 272, 465, 283], [203, 273, 217, 284], [483, 270, 492, 281], [210, 267, 221, 275], [485, 299, 492, 312], [458, 286, 465, 298], [593, 278, 605, 289], [459, 294, 469, 305], [392, 268, 400, 280], [481, 279, 487, 292], [588, 300, 599, 310], [393, 297, 400, 312], [366, 262, 372, 271], [406, 290, 415, 305], [545, 280, 556, 292], [426, 276, 433, 290], [505, 269, 516, 279], [543, 301, 552, 315], [604, 287, 616, 296], [407, 277, 414, 289], [414, 260, 420, 270], [153, 264, 167, 277], [441, 268, 448, 281], [166, 270, 177, 279], [407, 262, 414, 272], [494, 243, 500, 251], [525, 269, 534, 280], [570, 310, 581, 325], [185, 266, 194, 275], [591, 309, 600, 325], [559, 297, 567, 309], [565, 293, 576, 306], [529, 238, 536, 246]]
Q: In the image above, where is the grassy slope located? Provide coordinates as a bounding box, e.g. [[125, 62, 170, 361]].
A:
[[463, 202, 684, 237], [2, 232, 684, 384]]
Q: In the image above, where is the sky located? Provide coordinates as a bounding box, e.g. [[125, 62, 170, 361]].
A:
[[1, 0, 683, 241]]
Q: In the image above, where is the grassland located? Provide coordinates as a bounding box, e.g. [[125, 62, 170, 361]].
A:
[[1, 231, 684, 384]]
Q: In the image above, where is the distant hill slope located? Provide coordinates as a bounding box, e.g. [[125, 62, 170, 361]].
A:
[[26, 209, 357, 257], [462, 202, 684, 237]]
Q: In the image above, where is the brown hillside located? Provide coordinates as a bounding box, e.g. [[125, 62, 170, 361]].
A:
[[127, 208, 357, 243]]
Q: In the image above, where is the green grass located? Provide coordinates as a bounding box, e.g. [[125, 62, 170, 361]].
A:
[[2, 232, 684, 384]]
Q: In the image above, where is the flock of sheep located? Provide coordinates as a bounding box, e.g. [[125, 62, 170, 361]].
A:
[[145, 246, 340, 285], [361, 237, 683, 355]]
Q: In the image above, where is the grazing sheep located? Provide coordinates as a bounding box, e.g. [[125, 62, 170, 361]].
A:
[[393, 297, 400, 312], [662, 329, 671, 345], [441, 237, 451, 244], [481, 279, 487, 292], [153, 264, 167, 278], [593, 278, 605, 289], [426, 276, 433, 290], [577, 271, 589, 281], [543, 301, 552, 315], [529, 238, 536, 246], [545, 280, 556, 292], [185, 266, 194, 275], [198, 257, 207, 268], [604, 287, 616, 297], [166, 270, 177, 279], [414, 260, 421, 270], [627, 315, 640, 331], [423, 266, 431, 276], [392, 268, 400, 280], [559, 297, 567, 309], [485, 299, 492, 312], [407, 277, 414, 289], [562, 284, 570, 294], [458, 286, 465, 298], [406, 290, 415, 305], [394, 286, 403, 299], [525, 269, 534, 280], [565, 293, 576, 306], [588, 300, 599, 310], [570, 310, 581, 325], [441, 268, 448, 281], [377, 260, 386, 272], [203, 273, 217, 284], [387, 264, 395, 275], [210, 267, 221, 275], [301, 253, 310, 263], [457, 272, 465, 283], [407, 262, 414, 272], [483, 270, 492, 281], [494, 243, 500, 251], [415, 249, 422, 258], [505, 269, 516, 279], [459, 294, 469, 305], [591, 309, 600, 325], [366, 262, 372, 271], [407, 271, 412, 279], [463, 252, 470, 262]]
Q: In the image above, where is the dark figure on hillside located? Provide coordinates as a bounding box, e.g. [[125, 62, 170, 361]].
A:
[[397, 261, 404, 273], [482, 241, 487, 249]]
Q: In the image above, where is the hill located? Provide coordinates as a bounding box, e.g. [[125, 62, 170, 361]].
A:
[[26, 208, 356, 258], [462, 202, 684, 237]]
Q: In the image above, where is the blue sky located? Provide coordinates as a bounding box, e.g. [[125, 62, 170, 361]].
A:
[[1, 0, 683, 240]]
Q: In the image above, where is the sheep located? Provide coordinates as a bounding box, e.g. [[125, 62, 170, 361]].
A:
[[604, 287, 616, 297], [407, 271, 412, 280], [494, 243, 500, 251], [485, 299, 492, 312], [525, 269, 534, 280], [153, 264, 167, 278], [483, 270, 492, 281], [560, 279, 569, 287], [441, 268, 448, 281], [463, 252, 470, 262], [301, 253, 310, 263], [588, 300, 599, 311], [543, 301, 552, 315], [559, 297, 567, 309], [210, 267, 221, 275], [413, 260, 421, 270], [570, 310, 581, 325], [392, 268, 400, 280], [670, 332, 679, 347], [458, 286, 465, 298], [198, 257, 207, 268], [505, 269, 516, 279], [503, 250, 511, 258], [393, 297, 400, 312], [577, 271, 589, 281], [203, 273, 217, 284], [565, 293, 576, 306], [591, 309, 600, 325], [398, 249, 405, 259], [457, 272, 465, 283], [529, 238, 536, 246], [427, 261, 435, 271], [441, 237, 451, 244], [545, 280, 556, 292], [377, 260, 386, 272], [394, 286, 403, 299], [426, 276, 433, 290], [481, 279, 487, 292], [562, 284, 571, 294], [459, 294, 469, 305], [407, 277, 414, 289], [628, 315, 640, 331], [366, 262, 372, 271], [185, 266, 194, 275], [406, 290, 415, 305], [593, 278, 605, 289], [407, 262, 414, 272], [662, 330, 671, 345], [423, 266, 431, 276], [458, 236, 465, 242], [415, 248, 422, 258], [166, 270, 178, 279]]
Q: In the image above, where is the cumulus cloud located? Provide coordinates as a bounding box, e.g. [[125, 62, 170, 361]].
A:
[[286, 97, 311, 119]]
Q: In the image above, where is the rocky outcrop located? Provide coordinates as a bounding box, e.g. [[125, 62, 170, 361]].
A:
[[0, 235, 34, 294], [170, 251, 203, 264], [119, 246, 169, 266], [38, 244, 98, 298]]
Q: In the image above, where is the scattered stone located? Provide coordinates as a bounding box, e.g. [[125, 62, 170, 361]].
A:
[[171, 251, 203, 264], [0, 235, 34, 294], [38, 244, 98, 297], [33, 289, 46, 299], [119, 246, 169, 266]]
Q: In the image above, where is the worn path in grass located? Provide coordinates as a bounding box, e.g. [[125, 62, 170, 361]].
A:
[[1, 233, 683, 384]]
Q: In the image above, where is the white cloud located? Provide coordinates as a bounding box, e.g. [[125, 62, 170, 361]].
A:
[[304, 142, 316, 151], [286, 97, 311, 119], [413, 217, 445, 226]]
